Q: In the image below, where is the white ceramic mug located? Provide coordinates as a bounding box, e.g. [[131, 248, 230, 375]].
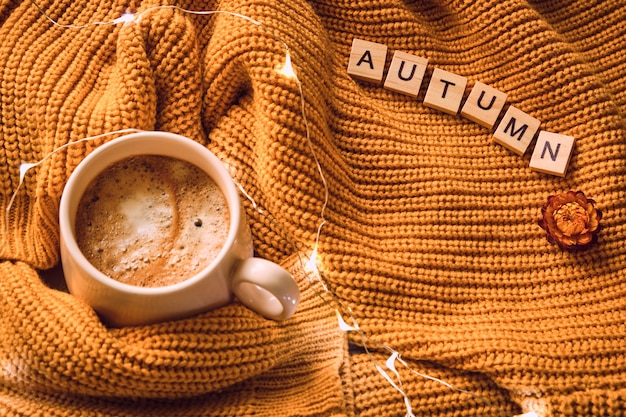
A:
[[59, 131, 300, 327]]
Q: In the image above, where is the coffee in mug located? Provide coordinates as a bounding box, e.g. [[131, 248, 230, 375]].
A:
[[75, 155, 229, 288], [59, 131, 300, 326]]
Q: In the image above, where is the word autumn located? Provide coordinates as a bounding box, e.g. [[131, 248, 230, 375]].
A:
[[347, 39, 574, 177]]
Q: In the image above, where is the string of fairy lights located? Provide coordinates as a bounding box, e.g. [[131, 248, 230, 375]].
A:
[[4, 2, 543, 415]]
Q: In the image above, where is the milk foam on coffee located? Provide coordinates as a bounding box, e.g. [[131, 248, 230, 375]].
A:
[[75, 155, 230, 287]]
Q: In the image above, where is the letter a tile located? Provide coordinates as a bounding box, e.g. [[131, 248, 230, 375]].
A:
[[460, 81, 507, 129], [423, 68, 468, 115], [529, 131, 575, 177], [383, 51, 428, 97], [493, 106, 541, 155], [347, 38, 388, 84]]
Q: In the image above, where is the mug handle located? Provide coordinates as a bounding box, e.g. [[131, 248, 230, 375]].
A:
[[231, 258, 300, 320]]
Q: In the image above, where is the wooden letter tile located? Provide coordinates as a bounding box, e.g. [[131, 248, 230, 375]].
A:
[[347, 38, 388, 84], [423, 68, 468, 115], [493, 106, 541, 155], [460, 81, 507, 128], [529, 131, 575, 177], [383, 51, 428, 97]]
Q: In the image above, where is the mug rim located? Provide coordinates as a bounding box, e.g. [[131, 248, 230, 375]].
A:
[[59, 131, 241, 295]]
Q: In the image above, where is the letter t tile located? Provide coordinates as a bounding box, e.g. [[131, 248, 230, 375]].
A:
[[423, 68, 468, 115]]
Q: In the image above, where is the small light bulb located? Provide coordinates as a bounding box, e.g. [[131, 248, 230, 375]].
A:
[[278, 50, 297, 79], [305, 246, 319, 274], [114, 12, 135, 24]]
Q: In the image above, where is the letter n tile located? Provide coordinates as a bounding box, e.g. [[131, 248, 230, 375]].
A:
[[529, 131, 575, 177]]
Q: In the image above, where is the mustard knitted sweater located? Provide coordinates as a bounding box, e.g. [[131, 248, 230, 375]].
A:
[[2, 0, 626, 415]]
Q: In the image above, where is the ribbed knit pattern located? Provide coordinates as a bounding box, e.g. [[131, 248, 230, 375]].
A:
[[1, 0, 626, 415]]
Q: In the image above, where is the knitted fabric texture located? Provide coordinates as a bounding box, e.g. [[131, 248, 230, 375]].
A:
[[1, 0, 626, 416]]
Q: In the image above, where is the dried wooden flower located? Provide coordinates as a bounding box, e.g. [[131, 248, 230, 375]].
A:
[[539, 191, 602, 252]]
